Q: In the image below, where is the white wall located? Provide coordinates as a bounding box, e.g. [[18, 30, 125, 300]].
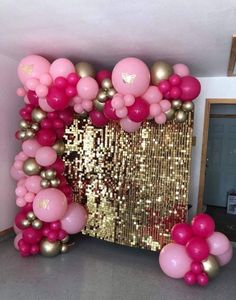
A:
[[189, 76, 236, 217]]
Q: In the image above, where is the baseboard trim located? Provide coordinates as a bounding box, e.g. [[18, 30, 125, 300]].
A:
[[0, 227, 14, 241]]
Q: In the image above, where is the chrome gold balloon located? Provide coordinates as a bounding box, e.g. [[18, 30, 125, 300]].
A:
[[165, 108, 175, 121], [23, 158, 42, 176], [19, 120, 30, 129], [61, 235, 69, 244], [18, 130, 26, 140], [151, 61, 173, 85], [25, 129, 35, 139], [27, 211, 36, 221], [21, 219, 31, 228], [107, 88, 116, 98], [31, 108, 46, 123], [175, 110, 187, 123], [40, 179, 50, 188], [202, 255, 220, 279], [78, 111, 88, 119], [60, 244, 69, 254], [97, 90, 107, 102], [94, 99, 105, 112], [40, 170, 46, 179], [182, 101, 194, 112], [31, 123, 40, 132], [172, 100, 182, 110], [45, 169, 56, 180], [40, 239, 61, 257], [101, 79, 113, 90], [75, 62, 96, 78], [50, 178, 60, 188], [52, 139, 65, 156], [32, 219, 43, 230]]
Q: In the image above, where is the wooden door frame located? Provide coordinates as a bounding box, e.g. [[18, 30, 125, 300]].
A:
[[197, 98, 236, 212]]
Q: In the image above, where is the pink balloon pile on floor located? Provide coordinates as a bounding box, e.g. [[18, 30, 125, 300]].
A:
[[159, 213, 233, 287]]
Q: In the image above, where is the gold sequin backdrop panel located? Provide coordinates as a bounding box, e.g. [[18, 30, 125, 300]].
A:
[[63, 114, 193, 251]]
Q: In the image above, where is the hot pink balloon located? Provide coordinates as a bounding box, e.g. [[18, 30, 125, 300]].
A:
[[50, 58, 75, 80], [35, 146, 57, 167], [112, 57, 150, 97], [120, 117, 141, 133], [25, 176, 42, 193], [173, 63, 190, 77], [171, 223, 193, 245], [104, 100, 120, 120], [207, 232, 231, 256], [77, 77, 99, 101], [128, 97, 149, 122], [142, 86, 163, 104], [46, 86, 70, 110], [216, 244, 233, 266], [27, 90, 39, 106], [22, 139, 41, 157], [159, 243, 192, 279], [39, 97, 55, 112], [33, 188, 68, 222], [180, 76, 201, 101], [18, 55, 51, 85], [13, 223, 22, 234], [96, 70, 112, 85], [89, 110, 109, 127], [191, 213, 215, 238], [61, 203, 88, 234], [14, 233, 23, 250], [22, 227, 42, 244]]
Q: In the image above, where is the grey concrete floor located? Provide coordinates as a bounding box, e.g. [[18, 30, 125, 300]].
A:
[[0, 235, 235, 300]]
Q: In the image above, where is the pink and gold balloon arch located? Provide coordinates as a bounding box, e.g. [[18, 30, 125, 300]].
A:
[[12, 55, 201, 257]]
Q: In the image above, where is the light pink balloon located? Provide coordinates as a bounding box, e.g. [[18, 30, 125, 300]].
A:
[[111, 95, 125, 109], [18, 55, 50, 85], [50, 58, 75, 80], [150, 103, 161, 117], [120, 117, 141, 133], [25, 176, 42, 193], [35, 84, 48, 98], [207, 232, 231, 256], [17, 178, 26, 187], [61, 203, 88, 234], [10, 166, 25, 180], [155, 113, 167, 124], [24, 192, 35, 203], [18, 151, 28, 161], [22, 139, 41, 157], [124, 94, 135, 106], [82, 100, 93, 112], [159, 243, 192, 279], [74, 104, 84, 114], [14, 160, 23, 170], [116, 107, 128, 118], [13, 223, 22, 234], [173, 63, 190, 77], [15, 186, 27, 197], [160, 100, 171, 112], [35, 146, 57, 167], [16, 87, 26, 97], [14, 233, 23, 250], [38, 97, 55, 112], [77, 77, 99, 101], [142, 86, 163, 104], [24, 95, 30, 104], [40, 73, 53, 86], [26, 78, 39, 91], [16, 197, 26, 207], [216, 244, 233, 266], [112, 57, 150, 97], [33, 188, 68, 222]]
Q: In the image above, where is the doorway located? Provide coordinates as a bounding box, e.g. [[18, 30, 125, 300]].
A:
[[198, 99, 236, 241]]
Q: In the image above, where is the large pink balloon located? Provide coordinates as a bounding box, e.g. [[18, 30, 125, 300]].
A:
[[142, 86, 163, 104], [61, 203, 88, 234], [159, 243, 192, 279], [18, 55, 50, 85], [25, 176, 42, 193], [35, 146, 57, 167], [22, 139, 41, 157], [120, 117, 141, 133], [207, 232, 231, 256], [216, 244, 233, 266], [50, 58, 75, 80], [112, 57, 150, 97], [33, 188, 68, 222], [77, 77, 99, 101]]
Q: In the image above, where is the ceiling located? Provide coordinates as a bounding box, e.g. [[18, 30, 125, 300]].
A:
[[1, 0, 236, 77]]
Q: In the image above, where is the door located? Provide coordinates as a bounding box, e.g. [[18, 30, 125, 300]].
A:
[[203, 117, 236, 207]]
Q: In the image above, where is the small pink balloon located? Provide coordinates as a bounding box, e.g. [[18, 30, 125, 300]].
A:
[[207, 232, 231, 256], [14, 160, 23, 170], [26, 78, 39, 91], [10, 166, 25, 180], [184, 271, 197, 286], [24, 192, 35, 203], [112, 57, 150, 97], [73, 96, 82, 104], [169, 74, 181, 86], [173, 63, 190, 77], [76, 77, 99, 101], [18, 151, 28, 160], [158, 80, 171, 94], [22, 139, 41, 157], [15, 186, 27, 197], [150, 103, 161, 117], [38, 97, 55, 112], [116, 107, 128, 118], [50, 58, 75, 80], [35, 84, 48, 98], [160, 100, 171, 112], [24, 95, 30, 104], [170, 87, 181, 99], [35, 146, 57, 167], [82, 100, 93, 112], [124, 94, 135, 106], [16, 197, 26, 207], [142, 86, 163, 104], [111, 95, 125, 109], [13, 223, 22, 234], [17, 87, 26, 97], [61, 203, 88, 234], [120, 117, 141, 133], [74, 104, 84, 114], [216, 244, 233, 266], [40, 73, 53, 86], [155, 113, 167, 124], [14, 233, 23, 250], [25, 176, 42, 193]]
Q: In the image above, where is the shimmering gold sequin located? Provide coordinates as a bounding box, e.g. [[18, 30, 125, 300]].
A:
[[63, 114, 193, 251]]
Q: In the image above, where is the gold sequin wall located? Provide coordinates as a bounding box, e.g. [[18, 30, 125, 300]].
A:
[[63, 114, 193, 251]]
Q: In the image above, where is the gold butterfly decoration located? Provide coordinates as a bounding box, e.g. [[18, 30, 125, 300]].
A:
[[38, 199, 49, 210], [122, 73, 136, 84], [21, 64, 34, 75]]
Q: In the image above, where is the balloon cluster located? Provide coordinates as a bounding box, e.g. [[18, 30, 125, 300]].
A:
[[159, 213, 233, 287]]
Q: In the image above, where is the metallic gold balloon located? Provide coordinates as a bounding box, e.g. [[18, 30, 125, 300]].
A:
[[151, 61, 173, 85], [94, 99, 105, 112], [107, 88, 116, 98], [40, 179, 50, 188], [175, 110, 187, 123], [61, 235, 69, 244], [75, 62, 96, 78], [78, 111, 88, 119], [25, 129, 35, 139], [202, 255, 220, 279], [50, 178, 60, 188], [21, 219, 31, 228], [32, 219, 43, 230], [31, 108, 46, 123], [40, 239, 61, 257], [27, 211, 36, 221], [40, 170, 46, 179], [172, 100, 182, 110], [60, 244, 69, 254], [31, 123, 40, 132], [182, 101, 194, 112], [165, 108, 175, 121], [52, 139, 65, 156], [18, 130, 26, 140], [23, 158, 42, 176], [101, 79, 113, 90], [19, 120, 30, 129], [97, 90, 107, 102], [45, 169, 56, 180]]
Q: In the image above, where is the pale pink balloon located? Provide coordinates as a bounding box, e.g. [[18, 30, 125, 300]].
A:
[[207, 232, 231, 256], [33, 188, 68, 222], [61, 203, 88, 234], [14, 160, 23, 170], [150, 103, 161, 117], [111, 95, 125, 109], [76, 77, 99, 101], [173, 63, 190, 77], [26, 78, 39, 91], [74, 104, 84, 114], [24, 95, 30, 104], [50, 58, 75, 80], [18, 151, 28, 161], [160, 100, 171, 112], [13, 223, 22, 234], [116, 107, 128, 118], [35, 146, 57, 167], [40, 73, 53, 86], [24, 192, 35, 203], [15, 186, 27, 197], [16, 87, 26, 97], [112, 57, 150, 97], [16, 197, 26, 207], [155, 113, 167, 124], [18, 55, 51, 85], [120, 117, 141, 133], [17, 178, 26, 187], [124, 94, 135, 106], [22, 139, 41, 157], [38, 97, 55, 112], [14, 233, 23, 250], [35, 84, 48, 98], [142, 86, 163, 104], [216, 244, 233, 266], [159, 243, 192, 279], [82, 100, 93, 112], [73, 96, 82, 104], [25, 176, 42, 193], [10, 166, 25, 180]]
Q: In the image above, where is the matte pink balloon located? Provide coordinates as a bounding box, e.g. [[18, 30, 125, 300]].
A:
[[27, 90, 39, 106], [112, 57, 150, 97], [159, 243, 192, 279], [18, 55, 50, 85], [40, 73, 53, 86], [155, 113, 167, 124], [26, 78, 40, 91], [17, 87, 26, 97], [16, 197, 26, 207], [24, 192, 35, 203], [111, 95, 125, 109], [124, 94, 135, 106], [116, 107, 128, 118], [39, 97, 55, 112], [61, 203, 88, 234], [216, 244, 233, 266], [150, 103, 161, 117], [35, 84, 48, 98], [180, 76, 201, 101], [207, 232, 231, 256], [160, 100, 171, 112], [120, 117, 141, 133], [77, 77, 99, 101], [22, 139, 41, 157], [142, 86, 163, 104], [25, 176, 41, 193], [89, 110, 109, 127], [50, 58, 75, 80], [104, 100, 120, 120], [173, 63, 190, 77], [33, 188, 68, 222], [10, 166, 25, 180], [128, 97, 149, 122], [14, 233, 23, 250], [35, 146, 57, 167]]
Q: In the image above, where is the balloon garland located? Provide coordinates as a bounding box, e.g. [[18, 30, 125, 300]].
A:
[[159, 213, 233, 287], [12, 55, 201, 257]]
